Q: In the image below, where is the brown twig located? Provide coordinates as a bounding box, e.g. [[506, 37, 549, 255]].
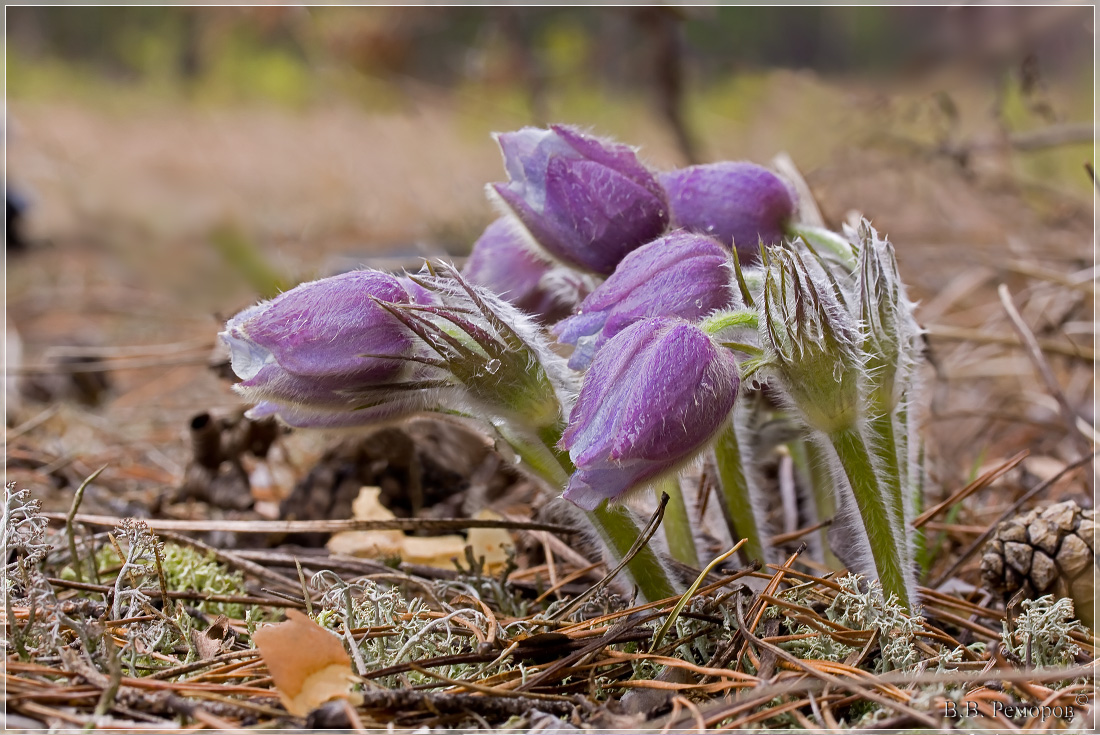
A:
[[45, 512, 579, 536], [44, 577, 306, 609], [913, 450, 1028, 529]]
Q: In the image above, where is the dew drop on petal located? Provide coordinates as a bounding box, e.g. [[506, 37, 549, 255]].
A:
[[485, 358, 502, 375]]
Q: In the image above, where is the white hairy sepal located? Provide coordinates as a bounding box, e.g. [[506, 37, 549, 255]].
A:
[[536, 265, 600, 314]]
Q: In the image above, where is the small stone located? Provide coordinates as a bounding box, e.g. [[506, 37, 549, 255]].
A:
[[1028, 551, 1058, 592], [1004, 541, 1034, 575], [1075, 520, 1095, 552], [998, 522, 1028, 543], [1041, 501, 1078, 532], [1027, 519, 1060, 556], [1055, 534, 1092, 578]]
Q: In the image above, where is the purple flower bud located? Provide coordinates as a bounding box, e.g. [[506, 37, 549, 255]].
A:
[[220, 271, 419, 410], [462, 217, 589, 323], [559, 317, 740, 511], [554, 231, 736, 369], [660, 162, 796, 265], [489, 125, 669, 276]]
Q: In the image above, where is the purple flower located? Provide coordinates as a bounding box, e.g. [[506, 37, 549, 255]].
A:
[[462, 217, 588, 323], [559, 317, 740, 511], [220, 271, 421, 410], [660, 162, 796, 264], [489, 125, 669, 275], [554, 231, 735, 369]]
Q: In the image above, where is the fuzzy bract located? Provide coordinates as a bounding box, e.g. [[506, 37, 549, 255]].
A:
[[660, 162, 796, 265], [559, 317, 740, 511], [554, 231, 736, 369], [761, 246, 863, 434], [489, 125, 669, 275]]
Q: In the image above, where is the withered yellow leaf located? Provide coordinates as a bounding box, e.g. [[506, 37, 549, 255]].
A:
[[326, 486, 404, 558], [466, 509, 514, 571], [399, 535, 467, 568], [252, 609, 359, 716]]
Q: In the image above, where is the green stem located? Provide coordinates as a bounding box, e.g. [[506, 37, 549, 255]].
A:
[[865, 368, 910, 580], [587, 504, 677, 602], [498, 420, 680, 603], [700, 309, 759, 336], [493, 420, 570, 489], [713, 422, 768, 565], [867, 407, 906, 553], [827, 428, 911, 610], [655, 475, 699, 567]]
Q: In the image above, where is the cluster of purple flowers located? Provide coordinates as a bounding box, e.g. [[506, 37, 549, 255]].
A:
[[220, 124, 923, 608], [222, 124, 795, 506]]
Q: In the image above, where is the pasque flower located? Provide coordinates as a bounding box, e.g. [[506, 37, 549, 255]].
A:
[[489, 125, 669, 275], [222, 263, 575, 434], [559, 317, 740, 511], [554, 231, 736, 369], [220, 270, 425, 413], [463, 217, 590, 323], [660, 162, 796, 264]]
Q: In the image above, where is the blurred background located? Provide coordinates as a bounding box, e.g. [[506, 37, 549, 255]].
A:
[[5, 7, 1095, 527]]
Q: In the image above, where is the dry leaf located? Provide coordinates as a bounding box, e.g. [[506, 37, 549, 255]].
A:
[[399, 535, 467, 568], [326, 486, 404, 558], [325, 488, 514, 571], [192, 614, 233, 660], [466, 509, 514, 571], [252, 609, 359, 716], [350, 486, 391, 521]]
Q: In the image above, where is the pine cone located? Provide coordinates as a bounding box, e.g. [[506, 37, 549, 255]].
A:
[[981, 500, 1095, 624]]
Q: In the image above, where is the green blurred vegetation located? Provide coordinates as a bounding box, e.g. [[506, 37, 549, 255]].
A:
[[7, 6, 1093, 197]]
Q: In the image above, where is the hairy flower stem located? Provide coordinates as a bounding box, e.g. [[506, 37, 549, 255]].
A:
[[493, 420, 570, 489], [789, 438, 844, 570], [826, 427, 911, 610], [713, 422, 768, 565], [866, 402, 907, 567], [587, 503, 678, 602], [655, 476, 699, 567], [499, 420, 681, 603]]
